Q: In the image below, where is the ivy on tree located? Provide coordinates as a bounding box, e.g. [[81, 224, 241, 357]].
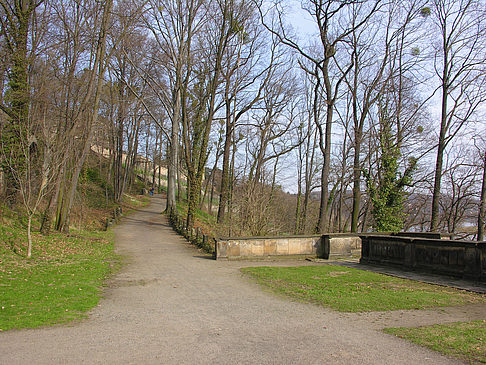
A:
[[364, 101, 417, 232]]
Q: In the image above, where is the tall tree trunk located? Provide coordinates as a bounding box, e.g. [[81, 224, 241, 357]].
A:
[[167, 87, 180, 213], [158, 132, 163, 190], [430, 19, 450, 232], [217, 121, 232, 223], [295, 172, 302, 234], [478, 152, 486, 241], [144, 129, 149, 184], [186, 175, 201, 229], [209, 172, 215, 214], [430, 88, 447, 232], [114, 82, 125, 202], [152, 129, 159, 189], [302, 128, 317, 234], [227, 128, 237, 235], [351, 133, 362, 232], [316, 103, 332, 233]]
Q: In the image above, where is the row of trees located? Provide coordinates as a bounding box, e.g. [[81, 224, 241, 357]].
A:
[[1, 0, 485, 255]]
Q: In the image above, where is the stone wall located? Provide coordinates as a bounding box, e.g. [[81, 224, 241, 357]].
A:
[[215, 232, 460, 262], [360, 235, 486, 281], [319, 234, 362, 259], [317, 232, 451, 259], [215, 235, 322, 260], [393, 232, 453, 240], [216, 234, 367, 260]]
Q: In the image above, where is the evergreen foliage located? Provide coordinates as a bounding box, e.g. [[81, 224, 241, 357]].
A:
[[364, 102, 416, 232]]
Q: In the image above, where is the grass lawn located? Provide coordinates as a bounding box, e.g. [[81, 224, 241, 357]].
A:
[[0, 228, 119, 331], [241, 265, 485, 312], [385, 320, 486, 364]]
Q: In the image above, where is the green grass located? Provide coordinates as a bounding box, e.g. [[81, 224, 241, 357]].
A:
[[385, 321, 486, 364], [241, 265, 485, 312], [0, 223, 120, 332]]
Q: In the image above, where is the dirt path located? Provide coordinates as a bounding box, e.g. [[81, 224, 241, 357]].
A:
[[1, 196, 483, 364]]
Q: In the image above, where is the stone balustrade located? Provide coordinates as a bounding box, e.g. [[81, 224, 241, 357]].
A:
[[360, 235, 486, 282]]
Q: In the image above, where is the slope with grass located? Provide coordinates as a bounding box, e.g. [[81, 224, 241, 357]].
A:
[[0, 155, 150, 331], [0, 229, 119, 331]]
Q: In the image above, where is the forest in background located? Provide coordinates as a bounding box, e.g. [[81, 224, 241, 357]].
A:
[[1, 0, 485, 256]]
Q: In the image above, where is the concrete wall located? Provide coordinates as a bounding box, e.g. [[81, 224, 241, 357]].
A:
[[361, 235, 486, 281]]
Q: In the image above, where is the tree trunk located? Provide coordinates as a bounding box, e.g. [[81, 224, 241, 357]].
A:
[[316, 103, 332, 233], [186, 175, 202, 229], [114, 62, 126, 203], [430, 129, 446, 231], [152, 129, 159, 189], [167, 87, 180, 213], [144, 129, 149, 184], [351, 133, 362, 232], [295, 174, 302, 234], [478, 152, 486, 241], [430, 27, 450, 232], [217, 123, 232, 223], [208, 173, 214, 214], [27, 214, 32, 258]]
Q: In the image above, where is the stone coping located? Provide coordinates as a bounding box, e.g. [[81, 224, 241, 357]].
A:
[[364, 235, 484, 247], [217, 231, 455, 241], [217, 234, 321, 241]]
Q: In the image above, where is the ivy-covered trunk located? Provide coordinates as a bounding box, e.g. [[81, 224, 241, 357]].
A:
[[365, 101, 416, 232], [186, 174, 202, 230], [0, 1, 34, 204]]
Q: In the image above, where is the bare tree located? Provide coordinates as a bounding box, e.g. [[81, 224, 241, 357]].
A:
[[144, 0, 205, 214], [429, 0, 486, 231], [345, 0, 427, 232], [54, 0, 114, 232], [180, 0, 259, 228], [257, 0, 383, 233], [2, 92, 56, 256], [294, 76, 320, 234], [438, 149, 479, 235], [216, 8, 273, 223]]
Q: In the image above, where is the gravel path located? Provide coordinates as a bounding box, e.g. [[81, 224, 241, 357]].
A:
[[1, 196, 482, 364]]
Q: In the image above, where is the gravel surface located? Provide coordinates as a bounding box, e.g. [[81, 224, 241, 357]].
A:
[[0, 196, 481, 364]]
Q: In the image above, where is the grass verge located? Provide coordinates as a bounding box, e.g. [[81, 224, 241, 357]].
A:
[[0, 229, 120, 331], [384, 320, 486, 364], [241, 265, 485, 312]]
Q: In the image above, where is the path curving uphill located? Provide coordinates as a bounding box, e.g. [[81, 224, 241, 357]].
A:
[[0, 196, 477, 364]]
